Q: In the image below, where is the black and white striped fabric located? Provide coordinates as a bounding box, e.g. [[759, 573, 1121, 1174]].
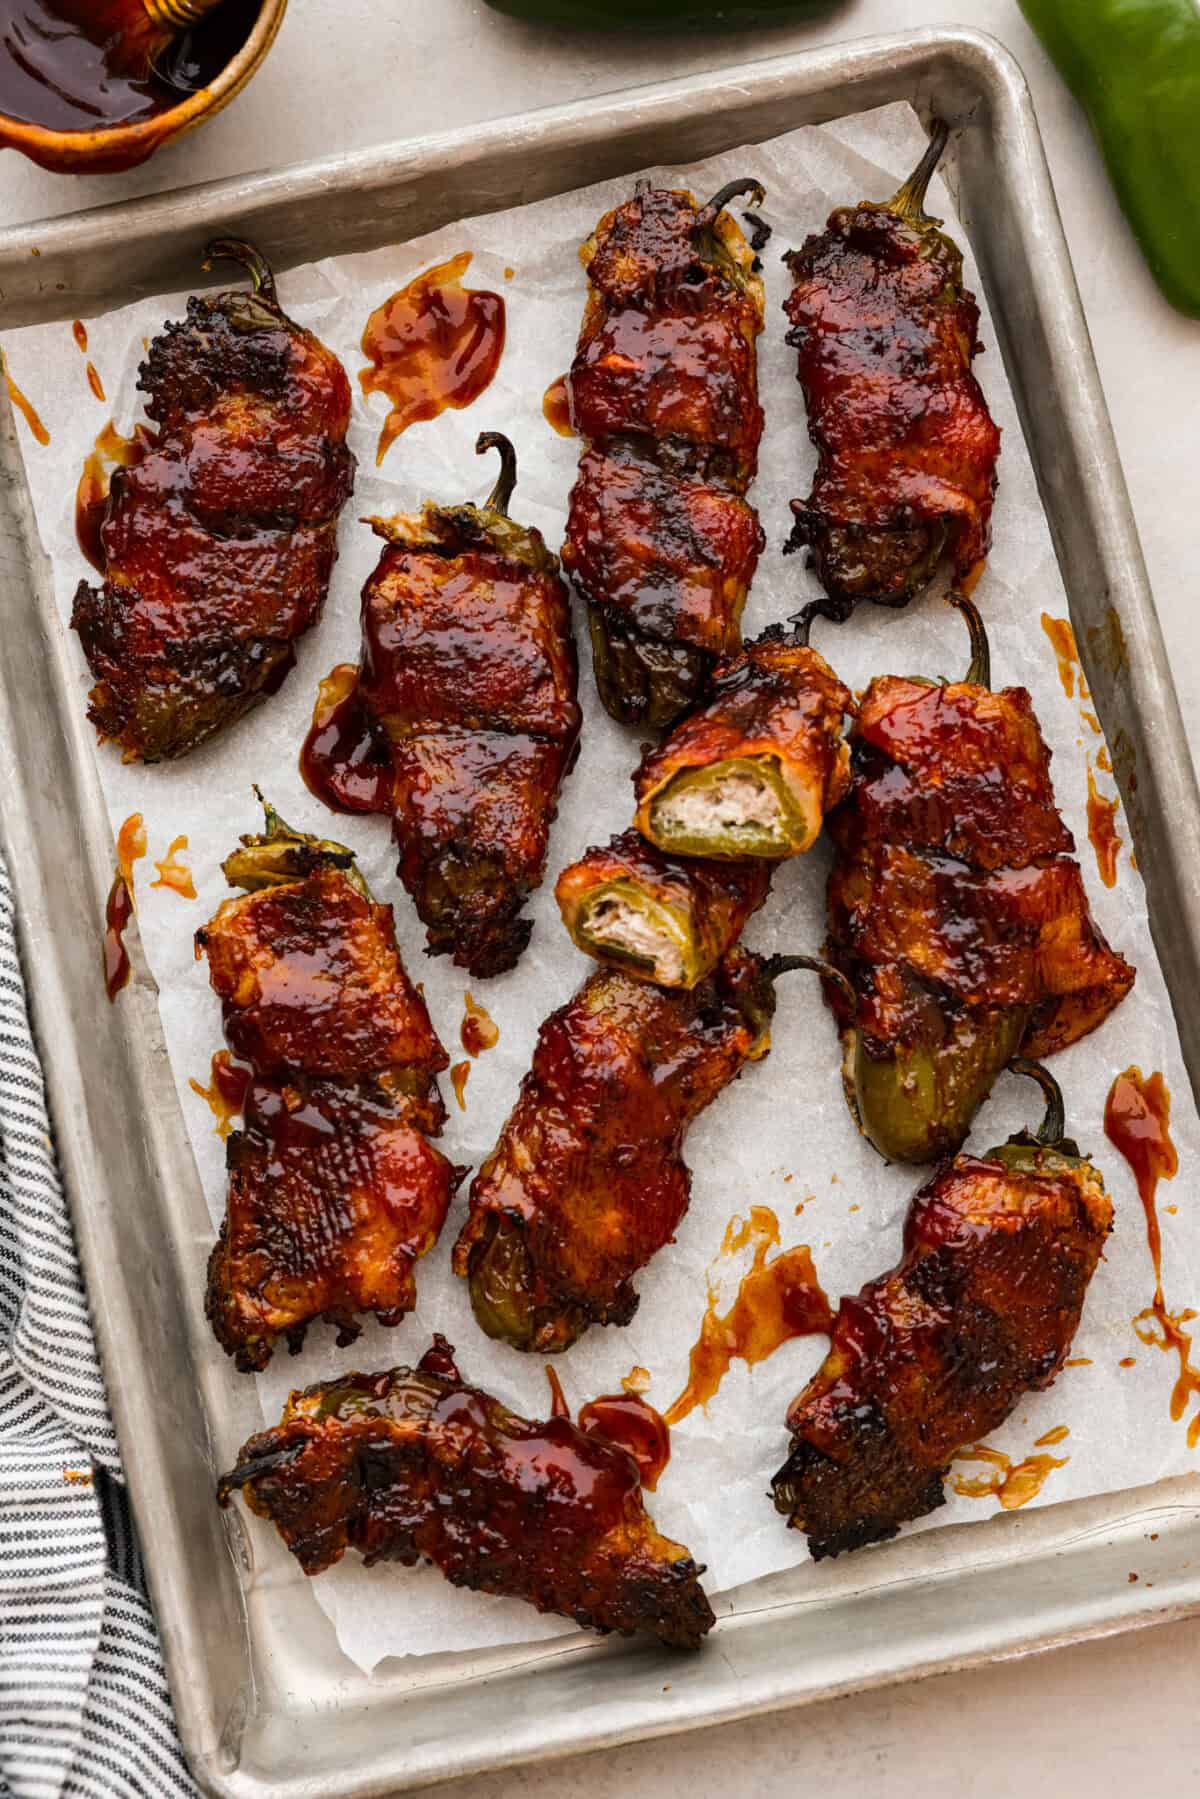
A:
[[0, 857, 195, 1797]]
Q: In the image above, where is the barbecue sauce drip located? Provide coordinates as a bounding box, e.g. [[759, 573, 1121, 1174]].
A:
[[1087, 763, 1123, 889], [103, 871, 133, 1000], [71, 320, 105, 400], [189, 1049, 251, 1140], [102, 812, 145, 1001], [666, 1206, 832, 1425], [0, 0, 259, 133], [151, 834, 195, 899], [1104, 1067, 1200, 1447], [578, 1393, 670, 1491], [541, 1366, 670, 1489], [3, 351, 48, 445], [951, 1433, 1070, 1509], [75, 420, 149, 573], [1041, 611, 1080, 700], [461, 991, 499, 1056], [542, 374, 576, 438], [299, 663, 392, 814], [359, 252, 506, 465], [450, 1060, 470, 1110]]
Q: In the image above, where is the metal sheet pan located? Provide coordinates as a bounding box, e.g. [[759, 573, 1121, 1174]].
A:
[[2, 26, 1199, 1797]]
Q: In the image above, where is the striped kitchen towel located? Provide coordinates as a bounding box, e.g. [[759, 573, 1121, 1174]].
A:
[[0, 856, 195, 1797]]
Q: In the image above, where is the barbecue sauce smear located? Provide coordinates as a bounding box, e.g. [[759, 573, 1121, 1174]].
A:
[[3, 350, 49, 445], [461, 991, 499, 1056], [189, 1050, 251, 1141], [578, 1393, 670, 1490], [360, 253, 505, 465], [951, 1429, 1070, 1509], [543, 1367, 670, 1490], [666, 1205, 831, 1424], [300, 663, 391, 814], [542, 374, 576, 437], [103, 812, 146, 1001], [1104, 1067, 1200, 1446], [76, 420, 150, 573]]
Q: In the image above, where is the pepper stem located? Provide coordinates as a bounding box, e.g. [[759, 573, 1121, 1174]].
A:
[[1009, 1057, 1067, 1147], [760, 953, 856, 1014], [700, 177, 766, 225], [221, 789, 360, 894], [949, 589, 990, 689], [887, 121, 950, 227], [217, 1444, 299, 1506], [477, 431, 518, 517], [787, 602, 820, 649], [202, 238, 279, 306]]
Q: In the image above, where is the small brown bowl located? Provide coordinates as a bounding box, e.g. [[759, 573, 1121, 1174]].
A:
[[0, 0, 287, 175]]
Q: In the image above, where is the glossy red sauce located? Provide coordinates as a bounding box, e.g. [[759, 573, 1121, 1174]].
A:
[[359, 252, 505, 465], [103, 871, 133, 1001], [542, 373, 576, 437], [450, 1059, 470, 1110], [75, 419, 150, 572], [71, 318, 87, 351], [1087, 763, 1122, 889], [86, 362, 105, 402], [666, 1205, 832, 1425], [150, 834, 195, 899], [578, 1393, 670, 1490], [188, 1049, 251, 1141], [461, 990, 499, 1056], [1104, 1067, 1200, 1447], [0, 0, 259, 131], [952, 1432, 1069, 1509], [3, 351, 48, 445], [299, 662, 392, 814]]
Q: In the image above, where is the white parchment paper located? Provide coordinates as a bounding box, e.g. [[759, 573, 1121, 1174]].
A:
[[5, 102, 1199, 1676]]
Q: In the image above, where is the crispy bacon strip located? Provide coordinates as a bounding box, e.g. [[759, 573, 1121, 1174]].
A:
[[197, 805, 460, 1371], [562, 182, 766, 728], [218, 1337, 715, 1648], [72, 241, 354, 760], [453, 950, 776, 1352], [772, 1122, 1112, 1559]]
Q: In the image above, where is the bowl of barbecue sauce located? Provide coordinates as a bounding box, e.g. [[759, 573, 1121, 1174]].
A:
[[0, 0, 286, 173]]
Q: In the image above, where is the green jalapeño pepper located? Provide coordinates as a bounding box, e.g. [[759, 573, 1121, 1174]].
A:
[[485, 0, 842, 27], [1020, 0, 1200, 318], [823, 592, 1135, 1164]]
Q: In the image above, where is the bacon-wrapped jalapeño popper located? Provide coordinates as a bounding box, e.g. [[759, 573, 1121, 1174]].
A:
[[556, 828, 771, 989], [824, 594, 1135, 1164], [197, 799, 462, 1371], [561, 178, 767, 728], [783, 125, 1001, 619], [631, 617, 854, 859], [218, 1336, 715, 1648], [302, 435, 582, 978], [73, 242, 356, 761], [772, 1062, 1112, 1559], [453, 947, 833, 1352]]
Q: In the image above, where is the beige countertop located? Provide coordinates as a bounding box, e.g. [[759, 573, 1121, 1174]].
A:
[[3, 3, 1198, 1792]]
